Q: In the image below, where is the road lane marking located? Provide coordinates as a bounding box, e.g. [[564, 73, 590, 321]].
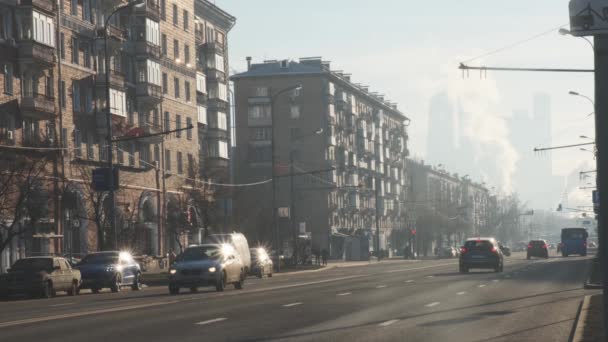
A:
[[196, 318, 227, 325], [478, 284, 486, 288], [404, 280, 414, 283], [379, 319, 399, 327], [492, 279, 500, 282], [385, 262, 457, 274], [49, 303, 75, 307], [337, 292, 352, 296], [505, 275, 511, 278], [426, 275, 434, 278], [425, 302, 440, 308], [376, 285, 387, 289], [283, 302, 303, 307], [0, 300, 180, 328], [457, 291, 466, 295]]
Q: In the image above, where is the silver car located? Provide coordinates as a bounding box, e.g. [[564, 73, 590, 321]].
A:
[[168, 244, 246, 294]]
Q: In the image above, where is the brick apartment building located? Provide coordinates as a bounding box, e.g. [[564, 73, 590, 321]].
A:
[[231, 57, 410, 259], [0, 0, 234, 271]]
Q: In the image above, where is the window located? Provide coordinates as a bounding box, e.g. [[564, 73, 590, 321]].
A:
[[184, 44, 190, 64], [214, 54, 225, 72], [83, 45, 91, 68], [172, 4, 178, 25], [74, 129, 81, 158], [173, 39, 179, 60], [164, 111, 170, 130], [161, 34, 167, 56], [197, 105, 207, 125], [183, 10, 189, 30], [83, 0, 92, 22], [162, 72, 168, 94], [290, 104, 301, 119], [185, 81, 190, 102], [217, 112, 227, 130], [86, 133, 93, 160], [165, 149, 171, 171], [248, 145, 271, 162], [174, 77, 180, 98], [0, 11, 13, 40], [71, 0, 77, 16], [253, 86, 269, 97], [117, 147, 124, 164], [145, 18, 160, 46], [129, 143, 135, 166], [60, 33, 65, 60], [84, 87, 92, 112], [60, 80, 65, 108], [187, 153, 194, 177], [109, 89, 126, 117], [160, 0, 166, 20], [154, 144, 160, 163], [72, 82, 80, 112], [219, 141, 228, 159], [71, 37, 78, 64], [177, 151, 183, 174], [140, 143, 150, 164], [186, 117, 192, 140], [146, 60, 161, 85], [248, 104, 271, 119], [32, 11, 55, 47], [250, 127, 271, 141], [3, 64, 12, 95], [175, 114, 181, 137], [196, 73, 206, 93]]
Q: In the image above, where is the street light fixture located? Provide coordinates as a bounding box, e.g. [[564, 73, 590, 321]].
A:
[[559, 28, 595, 50], [580, 135, 595, 141], [569, 90, 595, 117]]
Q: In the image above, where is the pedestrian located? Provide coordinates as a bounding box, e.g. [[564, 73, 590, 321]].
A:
[[321, 249, 328, 266], [314, 248, 321, 265], [169, 249, 177, 266]]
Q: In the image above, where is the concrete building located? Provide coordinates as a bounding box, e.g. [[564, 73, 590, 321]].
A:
[[231, 57, 410, 259], [0, 0, 234, 272]]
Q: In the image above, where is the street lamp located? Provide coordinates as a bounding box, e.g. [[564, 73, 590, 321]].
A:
[[569, 91, 595, 117], [559, 28, 595, 50], [580, 135, 594, 140], [103, 0, 145, 250], [270, 83, 302, 256]]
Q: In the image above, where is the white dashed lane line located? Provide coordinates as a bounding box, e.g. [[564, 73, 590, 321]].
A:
[[376, 285, 387, 289], [492, 279, 500, 282], [379, 319, 399, 327], [425, 302, 440, 308], [337, 292, 352, 296], [283, 302, 303, 308], [478, 284, 486, 288], [49, 303, 75, 307], [404, 280, 414, 283], [195, 318, 227, 325], [457, 291, 466, 295]]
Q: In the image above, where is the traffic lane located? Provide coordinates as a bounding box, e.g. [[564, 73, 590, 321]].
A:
[[0, 259, 468, 341], [282, 255, 592, 342]]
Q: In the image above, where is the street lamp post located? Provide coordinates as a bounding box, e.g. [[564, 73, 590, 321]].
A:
[[270, 84, 302, 258], [103, 1, 145, 250]]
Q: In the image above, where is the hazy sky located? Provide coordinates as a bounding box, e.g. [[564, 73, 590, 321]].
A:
[[216, 0, 595, 207]]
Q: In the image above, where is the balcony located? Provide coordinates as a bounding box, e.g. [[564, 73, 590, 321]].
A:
[[197, 92, 208, 105], [18, 0, 55, 14], [206, 127, 229, 140], [103, 24, 128, 41], [134, 123, 163, 144], [20, 93, 55, 120], [133, 0, 160, 21], [96, 69, 126, 90], [206, 68, 226, 82], [136, 82, 162, 106], [23, 135, 52, 148], [133, 41, 161, 60], [18, 40, 55, 68], [206, 157, 229, 170], [208, 98, 228, 112], [200, 41, 225, 56]]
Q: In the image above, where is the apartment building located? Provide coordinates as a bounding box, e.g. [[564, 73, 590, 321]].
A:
[[232, 57, 410, 259], [0, 0, 234, 271]]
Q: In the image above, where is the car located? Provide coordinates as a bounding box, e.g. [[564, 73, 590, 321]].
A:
[[527, 240, 549, 259], [498, 242, 511, 256], [250, 247, 273, 278], [168, 244, 246, 294], [0, 257, 81, 298], [205, 233, 252, 274], [459, 238, 504, 273], [438, 246, 458, 258], [75, 251, 142, 293]]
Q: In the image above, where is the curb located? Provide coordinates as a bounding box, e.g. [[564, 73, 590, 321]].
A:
[[571, 295, 593, 342]]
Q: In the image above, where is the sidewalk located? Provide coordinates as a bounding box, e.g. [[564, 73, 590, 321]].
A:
[[572, 294, 605, 342]]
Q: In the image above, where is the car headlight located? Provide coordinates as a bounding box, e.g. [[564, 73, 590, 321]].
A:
[[169, 269, 177, 275], [208, 267, 216, 273]]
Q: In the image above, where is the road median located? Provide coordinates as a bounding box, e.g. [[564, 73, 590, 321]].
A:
[[572, 294, 605, 342]]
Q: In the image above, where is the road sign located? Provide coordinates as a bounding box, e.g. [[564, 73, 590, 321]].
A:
[[92, 167, 119, 191], [569, 0, 608, 36]]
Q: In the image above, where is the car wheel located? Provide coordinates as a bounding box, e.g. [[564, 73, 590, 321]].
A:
[[499, 263, 504, 273], [131, 273, 142, 291], [234, 270, 245, 290], [91, 287, 100, 294], [169, 284, 180, 295], [215, 272, 226, 292], [110, 274, 121, 293], [494, 264, 501, 273], [67, 281, 79, 296], [42, 281, 53, 299]]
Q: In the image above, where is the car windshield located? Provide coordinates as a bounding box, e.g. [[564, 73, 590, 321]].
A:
[[11, 258, 53, 271], [79, 254, 119, 265], [465, 241, 493, 251], [178, 246, 222, 261]]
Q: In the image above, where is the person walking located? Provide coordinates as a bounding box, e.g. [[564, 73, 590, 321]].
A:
[[321, 249, 328, 266]]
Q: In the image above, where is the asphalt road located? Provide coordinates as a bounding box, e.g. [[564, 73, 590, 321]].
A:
[[0, 251, 596, 342]]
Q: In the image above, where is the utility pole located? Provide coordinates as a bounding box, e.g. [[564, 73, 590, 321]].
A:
[[290, 150, 297, 265], [375, 175, 381, 261]]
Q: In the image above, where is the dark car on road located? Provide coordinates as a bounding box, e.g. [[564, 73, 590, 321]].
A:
[[250, 247, 273, 278], [169, 244, 245, 294], [459, 238, 504, 273], [527, 240, 549, 259], [0, 257, 81, 298], [75, 251, 142, 293]]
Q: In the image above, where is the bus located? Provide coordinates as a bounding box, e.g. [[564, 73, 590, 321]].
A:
[[560, 228, 588, 257]]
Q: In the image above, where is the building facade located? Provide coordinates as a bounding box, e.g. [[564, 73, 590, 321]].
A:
[[232, 57, 410, 259], [0, 0, 234, 272]]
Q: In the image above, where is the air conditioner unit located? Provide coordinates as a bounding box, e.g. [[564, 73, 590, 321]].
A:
[[6, 130, 13, 141]]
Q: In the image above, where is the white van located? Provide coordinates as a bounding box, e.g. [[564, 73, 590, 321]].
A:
[[205, 233, 251, 273]]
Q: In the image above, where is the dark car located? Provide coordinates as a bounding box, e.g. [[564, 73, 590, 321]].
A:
[[0, 257, 81, 298], [169, 244, 245, 294], [527, 240, 549, 259], [250, 247, 273, 278], [459, 238, 504, 273], [76, 251, 142, 293]]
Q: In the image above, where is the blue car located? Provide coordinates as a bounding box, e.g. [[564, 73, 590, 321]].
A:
[[76, 251, 142, 293]]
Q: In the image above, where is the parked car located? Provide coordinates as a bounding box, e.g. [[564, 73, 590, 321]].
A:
[[498, 242, 511, 256], [75, 251, 142, 293], [205, 233, 251, 274], [527, 240, 549, 259], [250, 247, 273, 278], [0, 257, 81, 298], [459, 237, 504, 273], [169, 244, 246, 294]]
